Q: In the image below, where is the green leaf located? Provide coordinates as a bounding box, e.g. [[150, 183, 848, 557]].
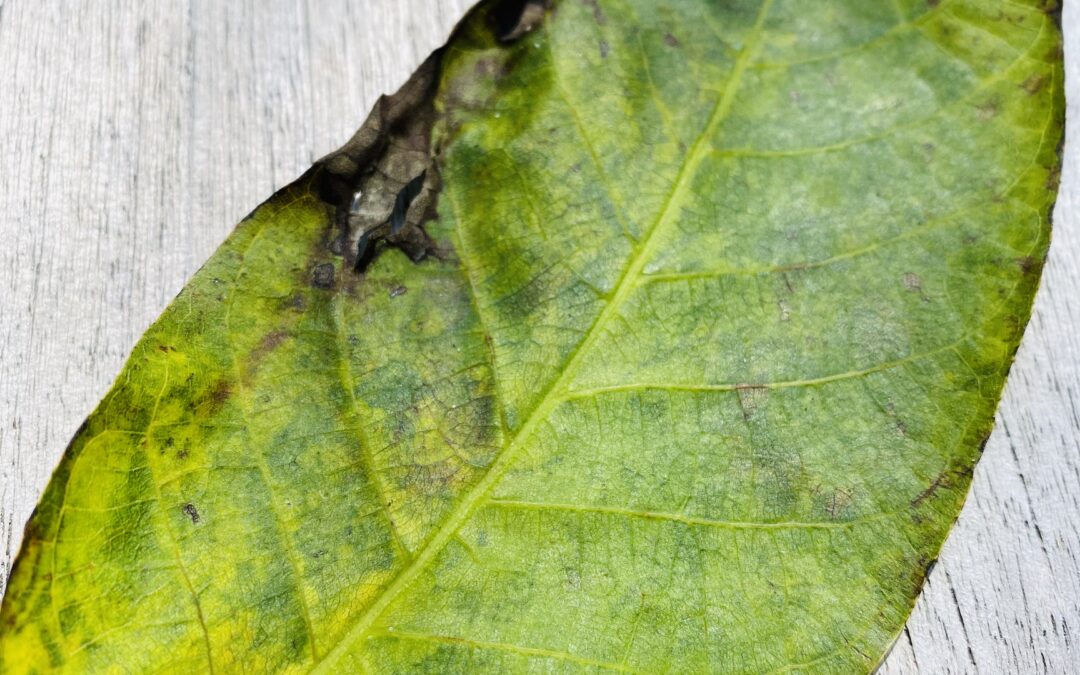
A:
[[0, 0, 1063, 672]]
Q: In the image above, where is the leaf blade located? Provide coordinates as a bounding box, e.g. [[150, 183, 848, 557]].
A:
[[0, 0, 1063, 672]]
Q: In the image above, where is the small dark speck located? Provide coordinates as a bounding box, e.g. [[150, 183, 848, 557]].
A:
[[390, 285, 407, 298], [312, 263, 335, 289], [664, 33, 680, 47], [182, 503, 200, 524], [599, 40, 610, 58]]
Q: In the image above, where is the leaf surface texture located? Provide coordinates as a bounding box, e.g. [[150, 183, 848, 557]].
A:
[[0, 0, 1063, 672]]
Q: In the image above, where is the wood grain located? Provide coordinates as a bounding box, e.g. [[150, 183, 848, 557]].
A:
[[0, 1, 1076, 671]]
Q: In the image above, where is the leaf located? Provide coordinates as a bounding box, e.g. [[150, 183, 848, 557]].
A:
[[0, 0, 1063, 672]]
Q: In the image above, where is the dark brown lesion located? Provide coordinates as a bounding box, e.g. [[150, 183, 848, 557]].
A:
[[181, 503, 201, 524], [310, 0, 553, 275], [314, 52, 444, 272]]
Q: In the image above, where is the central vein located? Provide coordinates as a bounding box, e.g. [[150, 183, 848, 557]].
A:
[[312, 1, 775, 668]]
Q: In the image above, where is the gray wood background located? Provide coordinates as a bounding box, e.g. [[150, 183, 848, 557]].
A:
[[0, 1, 1076, 672]]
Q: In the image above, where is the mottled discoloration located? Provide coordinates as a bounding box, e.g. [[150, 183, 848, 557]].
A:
[[0, 0, 1063, 673]]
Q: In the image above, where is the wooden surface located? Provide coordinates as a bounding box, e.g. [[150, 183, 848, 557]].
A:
[[0, 1, 1077, 672]]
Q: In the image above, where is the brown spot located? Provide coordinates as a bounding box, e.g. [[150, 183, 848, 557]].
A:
[[209, 379, 232, 407], [157, 344, 175, 353], [1017, 256, 1037, 274], [663, 33, 680, 48], [182, 503, 201, 524], [1022, 73, 1048, 95], [975, 99, 998, 121], [312, 263, 336, 289], [927, 0, 940, 7], [599, 39, 610, 58], [903, 272, 922, 292]]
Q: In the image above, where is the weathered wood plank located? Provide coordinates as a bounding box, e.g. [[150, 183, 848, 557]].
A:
[[0, 1, 1076, 671]]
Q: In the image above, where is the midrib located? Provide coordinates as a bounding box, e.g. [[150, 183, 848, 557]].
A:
[[312, 1, 774, 668]]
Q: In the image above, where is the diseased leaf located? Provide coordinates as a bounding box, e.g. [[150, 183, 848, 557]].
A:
[[0, 0, 1063, 672]]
